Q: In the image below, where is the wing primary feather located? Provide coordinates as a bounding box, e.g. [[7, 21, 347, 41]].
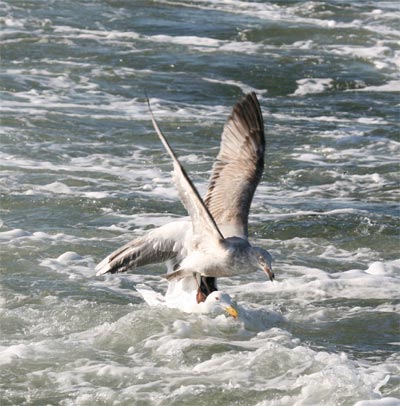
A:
[[204, 92, 265, 239], [146, 98, 225, 242]]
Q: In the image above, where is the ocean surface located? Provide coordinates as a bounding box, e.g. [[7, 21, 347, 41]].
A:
[[1, 1, 399, 405]]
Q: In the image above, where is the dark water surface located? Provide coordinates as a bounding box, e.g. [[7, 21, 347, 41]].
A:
[[1, 1, 399, 405]]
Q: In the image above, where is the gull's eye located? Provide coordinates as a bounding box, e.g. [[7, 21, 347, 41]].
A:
[[215, 296, 220, 301]]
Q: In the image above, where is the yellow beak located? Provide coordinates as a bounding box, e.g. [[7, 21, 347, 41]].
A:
[[224, 305, 239, 318]]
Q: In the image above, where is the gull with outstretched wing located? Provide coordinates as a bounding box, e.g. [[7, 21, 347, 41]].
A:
[[96, 93, 273, 304]]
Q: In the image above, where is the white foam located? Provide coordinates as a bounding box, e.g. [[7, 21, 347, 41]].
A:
[[40, 252, 97, 280], [56, 251, 83, 262], [365, 261, 388, 275], [0, 344, 31, 365], [149, 33, 222, 48], [50, 25, 266, 56], [354, 398, 400, 406], [354, 80, 400, 93], [82, 191, 110, 199], [0, 227, 88, 247], [1, 16, 24, 28], [157, 0, 349, 29], [329, 43, 399, 75], [0, 228, 31, 240], [289, 142, 399, 170], [291, 78, 333, 96], [202, 77, 268, 95], [260, 259, 399, 303], [330, 44, 392, 60], [38, 182, 73, 194]]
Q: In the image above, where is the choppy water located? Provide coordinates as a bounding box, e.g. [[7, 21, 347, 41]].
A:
[[1, 1, 399, 405]]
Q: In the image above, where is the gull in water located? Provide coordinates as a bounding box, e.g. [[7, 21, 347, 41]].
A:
[[136, 277, 239, 318], [96, 92, 273, 309]]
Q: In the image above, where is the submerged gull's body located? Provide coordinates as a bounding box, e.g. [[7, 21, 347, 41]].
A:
[[96, 93, 273, 307], [136, 278, 238, 317]]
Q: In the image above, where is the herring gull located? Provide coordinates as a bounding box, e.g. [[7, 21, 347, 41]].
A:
[[136, 277, 239, 317], [96, 92, 273, 305]]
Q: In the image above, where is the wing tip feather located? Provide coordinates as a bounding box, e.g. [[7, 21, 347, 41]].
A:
[[95, 256, 112, 276]]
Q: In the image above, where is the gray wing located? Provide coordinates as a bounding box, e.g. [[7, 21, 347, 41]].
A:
[[148, 99, 225, 243], [95, 221, 189, 275], [204, 92, 265, 239]]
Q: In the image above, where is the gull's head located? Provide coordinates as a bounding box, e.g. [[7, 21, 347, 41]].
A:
[[205, 291, 238, 318], [251, 247, 274, 282]]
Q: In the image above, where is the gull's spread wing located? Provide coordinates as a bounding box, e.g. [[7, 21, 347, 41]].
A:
[[148, 99, 224, 243], [204, 92, 265, 239], [95, 221, 188, 275]]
